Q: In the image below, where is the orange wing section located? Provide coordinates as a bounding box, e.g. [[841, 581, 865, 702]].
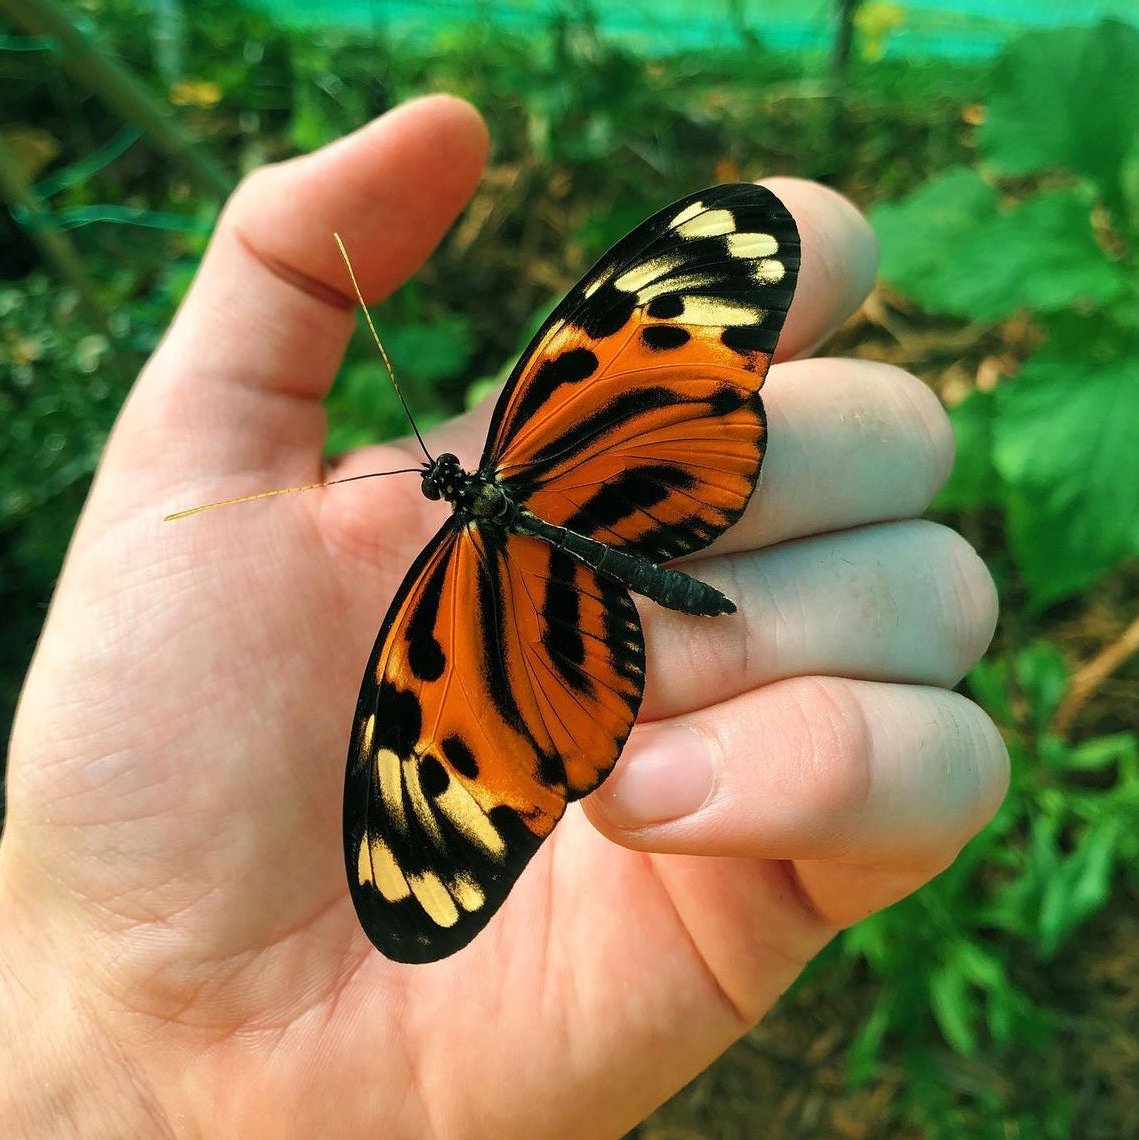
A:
[[343, 521, 644, 963], [481, 184, 800, 562]]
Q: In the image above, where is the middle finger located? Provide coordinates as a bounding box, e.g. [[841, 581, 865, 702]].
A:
[[642, 518, 997, 720], [703, 355, 956, 558]]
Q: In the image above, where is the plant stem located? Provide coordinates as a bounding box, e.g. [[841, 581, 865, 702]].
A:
[[1052, 610, 1139, 735], [0, 0, 231, 198], [0, 131, 109, 331]]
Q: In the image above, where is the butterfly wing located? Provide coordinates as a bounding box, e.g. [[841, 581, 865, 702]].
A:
[[481, 183, 799, 561], [345, 521, 644, 963]]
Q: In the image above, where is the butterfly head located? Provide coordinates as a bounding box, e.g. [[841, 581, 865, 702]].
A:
[[421, 453, 467, 503]]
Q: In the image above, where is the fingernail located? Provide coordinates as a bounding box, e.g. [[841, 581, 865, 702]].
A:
[[597, 724, 715, 827]]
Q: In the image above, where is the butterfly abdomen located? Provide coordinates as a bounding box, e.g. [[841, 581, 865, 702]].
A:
[[514, 509, 735, 617]]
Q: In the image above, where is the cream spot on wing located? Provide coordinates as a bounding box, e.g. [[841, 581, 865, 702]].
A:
[[361, 836, 411, 902], [633, 270, 717, 304], [376, 748, 407, 834], [362, 714, 375, 754], [437, 781, 507, 858], [404, 756, 444, 845], [583, 264, 614, 298], [669, 200, 705, 228], [614, 255, 683, 295], [356, 836, 373, 886], [450, 872, 486, 913], [410, 870, 460, 927], [676, 209, 735, 239], [727, 231, 779, 258], [676, 297, 763, 326], [756, 258, 786, 284]]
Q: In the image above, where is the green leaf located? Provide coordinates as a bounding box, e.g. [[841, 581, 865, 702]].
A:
[[464, 374, 504, 411], [874, 175, 1126, 320], [980, 26, 1089, 177], [987, 191, 1129, 314], [1038, 819, 1118, 958], [1014, 643, 1069, 730], [1065, 732, 1139, 772], [846, 993, 894, 1085], [992, 351, 1139, 606], [930, 957, 978, 1054], [965, 657, 1013, 727], [872, 167, 997, 316], [324, 359, 407, 453], [1121, 131, 1139, 233], [935, 389, 999, 510], [981, 19, 1139, 203]]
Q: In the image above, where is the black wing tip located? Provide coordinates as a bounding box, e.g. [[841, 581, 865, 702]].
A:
[[344, 803, 550, 965]]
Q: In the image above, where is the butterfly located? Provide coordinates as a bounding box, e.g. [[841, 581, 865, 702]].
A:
[[345, 183, 800, 962]]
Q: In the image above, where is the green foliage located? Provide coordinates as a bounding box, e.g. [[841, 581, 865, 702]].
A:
[[325, 315, 475, 452], [980, 19, 1139, 215], [0, 277, 124, 524], [873, 18, 1139, 609], [0, 275, 139, 739], [874, 172, 1128, 322], [935, 388, 995, 510], [841, 639, 1138, 1127]]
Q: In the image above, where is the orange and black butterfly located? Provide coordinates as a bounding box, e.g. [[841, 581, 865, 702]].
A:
[[345, 183, 800, 962]]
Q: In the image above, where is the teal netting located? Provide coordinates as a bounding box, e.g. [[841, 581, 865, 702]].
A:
[[242, 0, 1139, 60]]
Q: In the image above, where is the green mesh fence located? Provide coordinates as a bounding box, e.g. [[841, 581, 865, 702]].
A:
[[244, 0, 1139, 60]]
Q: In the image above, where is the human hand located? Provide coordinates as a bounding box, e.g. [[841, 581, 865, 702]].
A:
[[1, 95, 1007, 1138]]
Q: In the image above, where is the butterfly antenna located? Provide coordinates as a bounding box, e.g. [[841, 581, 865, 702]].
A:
[[334, 233, 434, 463], [163, 469, 421, 522]]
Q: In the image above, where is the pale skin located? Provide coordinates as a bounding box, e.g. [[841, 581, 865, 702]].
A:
[[1, 96, 1008, 1137]]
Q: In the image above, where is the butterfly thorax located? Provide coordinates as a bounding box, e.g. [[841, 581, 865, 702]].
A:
[[421, 452, 518, 528]]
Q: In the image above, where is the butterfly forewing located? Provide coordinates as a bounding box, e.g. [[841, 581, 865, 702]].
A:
[[482, 184, 799, 561]]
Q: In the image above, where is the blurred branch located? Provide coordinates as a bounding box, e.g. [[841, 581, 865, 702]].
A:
[[833, 0, 861, 77], [0, 0, 231, 198], [826, 0, 863, 180], [1053, 610, 1139, 736], [0, 130, 108, 330]]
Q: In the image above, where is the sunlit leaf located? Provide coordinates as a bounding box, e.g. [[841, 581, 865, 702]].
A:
[[930, 959, 978, 1055], [982, 19, 1139, 204], [993, 351, 1139, 606], [874, 174, 1127, 320], [1038, 820, 1118, 958]]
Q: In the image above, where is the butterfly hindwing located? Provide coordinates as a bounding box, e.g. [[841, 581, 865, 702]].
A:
[[345, 521, 644, 962], [482, 183, 799, 561]]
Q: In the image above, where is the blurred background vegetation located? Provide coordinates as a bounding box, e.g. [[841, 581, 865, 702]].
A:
[[2, 0, 1137, 1135]]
